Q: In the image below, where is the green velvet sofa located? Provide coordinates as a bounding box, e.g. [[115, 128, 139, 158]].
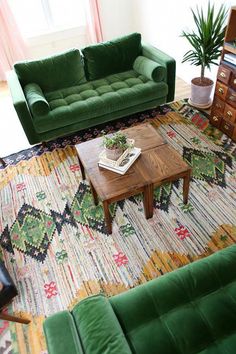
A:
[[43, 244, 236, 354], [7, 33, 176, 145]]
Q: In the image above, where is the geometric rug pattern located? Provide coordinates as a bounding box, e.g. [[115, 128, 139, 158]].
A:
[[0, 100, 236, 353]]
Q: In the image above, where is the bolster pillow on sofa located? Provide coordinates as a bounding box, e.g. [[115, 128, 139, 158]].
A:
[[133, 56, 166, 82], [24, 83, 50, 117]]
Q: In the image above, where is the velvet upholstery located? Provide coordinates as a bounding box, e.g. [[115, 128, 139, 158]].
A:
[[24, 83, 50, 117], [142, 43, 176, 103], [82, 33, 142, 80], [8, 34, 176, 145], [72, 296, 132, 354], [14, 48, 86, 92], [44, 244, 236, 354], [133, 56, 166, 82], [33, 71, 167, 133]]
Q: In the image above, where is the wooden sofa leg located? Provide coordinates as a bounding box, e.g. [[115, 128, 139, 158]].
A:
[[0, 312, 30, 324]]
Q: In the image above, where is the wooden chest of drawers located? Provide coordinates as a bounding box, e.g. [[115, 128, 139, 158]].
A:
[[210, 63, 236, 142]]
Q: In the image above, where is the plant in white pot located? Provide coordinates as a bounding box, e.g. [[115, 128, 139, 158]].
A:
[[102, 132, 131, 161], [181, 2, 227, 109]]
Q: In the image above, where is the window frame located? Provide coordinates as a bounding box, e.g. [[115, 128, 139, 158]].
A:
[[10, 0, 86, 39]]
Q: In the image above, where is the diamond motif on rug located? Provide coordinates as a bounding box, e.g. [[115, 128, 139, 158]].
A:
[[71, 183, 117, 234], [10, 204, 56, 262], [183, 147, 232, 187], [50, 204, 77, 234]]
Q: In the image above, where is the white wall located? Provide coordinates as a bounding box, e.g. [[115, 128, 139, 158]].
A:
[[27, 27, 87, 59], [27, 0, 136, 60], [98, 0, 136, 41], [132, 0, 235, 83]]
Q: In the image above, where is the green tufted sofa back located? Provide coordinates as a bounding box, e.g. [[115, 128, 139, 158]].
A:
[[14, 49, 86, 92], [44, 244, 236, 354]]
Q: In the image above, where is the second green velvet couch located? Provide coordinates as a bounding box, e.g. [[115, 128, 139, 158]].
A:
[[8, 33, 176, 145], [44, 244, 236, 354]]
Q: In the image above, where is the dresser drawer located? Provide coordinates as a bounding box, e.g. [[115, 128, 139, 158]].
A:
[[223, 104, 236, 123], [215, 81, 228, 100], [220, 119, 234, 137], [209, 112, 223, 128], [226, 88, 236, 108], [217, 65, 231, 84], [212, 97, 225, 113], [230, 72, 236, 91]]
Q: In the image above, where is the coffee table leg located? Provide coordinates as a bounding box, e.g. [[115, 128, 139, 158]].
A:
[[102, 200, 112, 234], [78, 156, 85, 180], [143, 184, 154, 219], [183, 170, 191, 204], [89, 180, 98, 206]]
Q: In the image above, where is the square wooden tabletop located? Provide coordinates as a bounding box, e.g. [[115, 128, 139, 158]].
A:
[[76, 123, 190, 202]]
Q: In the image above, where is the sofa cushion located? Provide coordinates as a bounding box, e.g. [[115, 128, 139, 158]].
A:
[[82, 33, 142, 80], [133, 56, 166, 82], [110, 245, 236, 354], [14, 49, 86, 92], [24, 83, 50, 117], [33, 70, 168, 133]]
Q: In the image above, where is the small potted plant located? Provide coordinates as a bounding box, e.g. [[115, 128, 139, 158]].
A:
[[102, 132, 131, 161], [181, 2, 227, 109]]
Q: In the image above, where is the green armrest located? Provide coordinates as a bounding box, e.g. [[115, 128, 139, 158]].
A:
[[7, 70, 39, 144], [43, 311, 84, 354], [142, 43, 176, 102], [24, 83, 50, 117], [72, 295, 132, 354]]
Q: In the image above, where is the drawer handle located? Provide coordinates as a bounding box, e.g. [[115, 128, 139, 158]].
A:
[[216, 103, 222, 109], [220, 72, 226, 78], [218, 88, 224, 94], [227, 110, 233, 117], [234, 79, 236, 84], [213, 116, 218, 121], [229, 95, 236, 101], [224, 125, 229, 130]]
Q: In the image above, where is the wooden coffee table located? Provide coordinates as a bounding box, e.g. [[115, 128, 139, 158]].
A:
[[76, 123, 191, 234]]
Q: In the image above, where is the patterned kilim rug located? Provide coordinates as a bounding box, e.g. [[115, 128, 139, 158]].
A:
[[0, 100, 236, 353]]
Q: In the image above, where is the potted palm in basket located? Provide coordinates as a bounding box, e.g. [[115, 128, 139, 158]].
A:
[[181, 2, 227, 109]]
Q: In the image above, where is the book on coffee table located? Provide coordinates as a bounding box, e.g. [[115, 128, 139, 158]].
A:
[[98, 147, 141, 175]]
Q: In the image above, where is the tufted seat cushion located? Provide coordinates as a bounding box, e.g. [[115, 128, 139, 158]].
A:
[[32, 70, 168, 133]]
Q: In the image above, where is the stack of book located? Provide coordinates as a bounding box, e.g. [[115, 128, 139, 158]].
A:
[[224, 53, 236, 66], [98, 147, 141, 175]]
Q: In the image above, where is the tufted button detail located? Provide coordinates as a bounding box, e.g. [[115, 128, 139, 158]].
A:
[[45, 73, 165, 112]]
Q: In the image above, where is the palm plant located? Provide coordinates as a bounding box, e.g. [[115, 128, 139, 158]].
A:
[[182, 2, 228, 82]]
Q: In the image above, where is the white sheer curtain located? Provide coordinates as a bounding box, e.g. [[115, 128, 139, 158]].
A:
[[84, 0, 103, 44]]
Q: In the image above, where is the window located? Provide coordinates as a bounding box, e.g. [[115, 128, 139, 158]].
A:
[[9, 0, 86, 37]]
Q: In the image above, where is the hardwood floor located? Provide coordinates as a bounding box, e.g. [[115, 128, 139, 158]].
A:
[[0, 77, 191, 157], [175, 77, 191, 101]]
